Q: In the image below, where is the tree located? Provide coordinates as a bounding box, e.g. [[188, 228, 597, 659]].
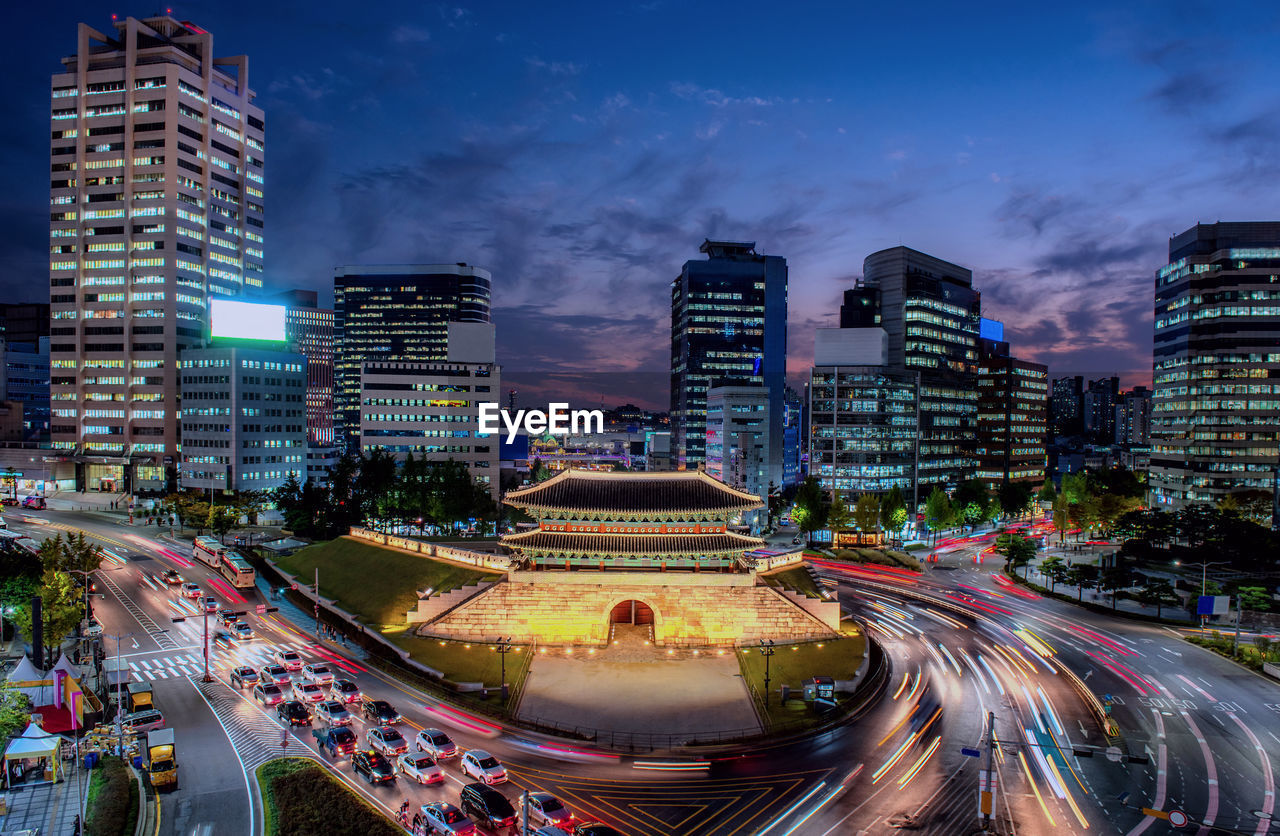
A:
[[211, 506, 237, 542], [826, 493, 854, 536], [0, 688, 31, 741], [1051, 492, 1071, 543], [954, 480, 990, 521], [12, 567, 83, 665], [851, 494, 879, 536], [997, 535, 1036, 579], [998, 482, 1034, 520], [791, 478, 828, 542], [924, 488, 953, 541], [880, 485, 907, 534], [58, 533, 102, 576], [1099, 565, 1133, 610], [1036, 481, 1057, 504], [1227, 489, 1273, 526], [1039, 555, 1065, 592], [1237, 586, 1271, 612], [1066, 564, 1099, 602], [1136, 578, 1179, 617]]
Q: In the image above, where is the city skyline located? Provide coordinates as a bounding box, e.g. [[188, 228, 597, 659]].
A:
[[6, 1, 1280, 409]]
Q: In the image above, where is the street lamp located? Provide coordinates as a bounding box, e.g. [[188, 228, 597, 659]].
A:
[[494, 637, 513, 703], [759, 639, 776, 707], [1175, 559, 1230, 629]]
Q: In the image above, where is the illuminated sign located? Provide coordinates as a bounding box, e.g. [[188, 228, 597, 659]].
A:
[[209, 298, 286, 342]]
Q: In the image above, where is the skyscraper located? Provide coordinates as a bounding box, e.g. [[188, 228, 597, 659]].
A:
[[1050, 376, 1085, 437], [333, 264, 492, 451], [705, 386, 770, 528], [861, 246, 981, 492], [49, 16, 265, 492], [977, 334, 1048, 493], [1150, 222, 1280, 508], [670, 240, 787, 487], [272, 289, 335, 448], [1083, 376, 1120, 443], [1115, 386, 1152, 447]]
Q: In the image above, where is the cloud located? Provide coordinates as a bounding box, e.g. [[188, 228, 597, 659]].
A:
[[526, 57, 583, 77], [391, 25, 431, 43], [669, 82, 781, 108]]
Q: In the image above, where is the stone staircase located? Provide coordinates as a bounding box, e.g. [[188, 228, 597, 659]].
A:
[[406, 581, 495, 624]]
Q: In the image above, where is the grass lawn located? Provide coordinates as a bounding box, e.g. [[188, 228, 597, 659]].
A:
[[273, 536, 500, 627], [381, 629, 531, 703], [761, 566, 824, 599], [737, 629, 866, 729], [257, 757, 399, 836]]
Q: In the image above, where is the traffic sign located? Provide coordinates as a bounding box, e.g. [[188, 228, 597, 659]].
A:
[[961, 747, 981, 758], [1105, 746, 1122, 762], [256, 604, 266, 615], [1168, 810, 1188, 828]]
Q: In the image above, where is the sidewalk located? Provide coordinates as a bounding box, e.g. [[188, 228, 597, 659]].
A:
[[0, 771, 85, 835], [1020, 551, 1197, 622]]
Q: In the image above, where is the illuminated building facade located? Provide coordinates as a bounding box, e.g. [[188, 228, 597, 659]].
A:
[[782, 386, 803, 488], [1115, 386, 1151, 447], [178, 345, 305, 492], [861, 246, 981, 492], [1050, 376, 1085, 437], [670, 241, 787, 485], [334, 264, 491, 450], [1150, 222, 1280, 509], [705, 386, 770, 530], [49, 16, 265, 492], [273, 289, 335, 447], [976, 336, 1048, 492], [502, 470, 765, 570]]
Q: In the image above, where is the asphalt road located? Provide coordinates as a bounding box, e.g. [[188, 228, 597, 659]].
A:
[[10, 509, 1277, 835]]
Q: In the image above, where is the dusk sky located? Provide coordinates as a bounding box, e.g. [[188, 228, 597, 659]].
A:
[[5, 1, 1279, 410]]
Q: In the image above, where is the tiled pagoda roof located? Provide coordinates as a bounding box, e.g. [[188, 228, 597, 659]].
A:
[[502, 469, 764, 517]]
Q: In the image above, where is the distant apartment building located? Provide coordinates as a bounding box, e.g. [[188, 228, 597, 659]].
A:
[[48, 15, 265, 492], [976, 333, 1048, 492], [705, 386, 771, 530], [670, 241, 787, 485], [808, 327, 918, 502], [358, 323, 499, 499], [0, 303, 51, 346], [1150, 221, 1280, 508], [1083, 376, 1120, 444], [782, 386, 803, 488], [1050, 375, 1085, 437], [272, 289, 335, 448], [179, 345, 305, 492], [1, 338, 51, 442], [1115, 386, 1152, 447], [334, 264, 491, 451], [859, 246, 981, 493]]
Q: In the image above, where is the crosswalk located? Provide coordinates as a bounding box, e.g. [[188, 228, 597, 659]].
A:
[[126, 640, 316, 681], [194, 678, 320, 770]]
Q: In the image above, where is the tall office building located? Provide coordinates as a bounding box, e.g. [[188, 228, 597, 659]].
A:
[[1050, 376, 1085, 437], [670, 240, 787, 487], [2, 338, 52, 442], [705, 386, 770, 529], [334, 264, 491, 450], [1115, 386, 1152, 447], [272, 289, 335, 447], [1150, 222, 1280, 508], [976, 332, 1048, 493], [49, 16, 265, 492], [861, 246, 981, 493]]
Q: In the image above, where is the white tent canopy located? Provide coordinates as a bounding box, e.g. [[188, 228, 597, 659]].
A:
[[6, 656, 55, 705], [3, 721, 61, 787]]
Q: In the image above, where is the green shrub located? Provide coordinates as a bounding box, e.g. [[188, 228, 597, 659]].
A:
[[85, 756, 139, 836], [259, 758, 400, 836]]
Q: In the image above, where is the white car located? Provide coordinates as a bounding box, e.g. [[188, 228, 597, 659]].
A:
[[180, 582, 202, 599], [301, 663, 333, 685], [518, 793, 574, 830], [84, 618, 103, 637], [367, 726, 408, 757], [313, 700, 352, 726], [396, 752, 444, 785], [415, 728, 458, 760], [274, 649, 304, 671], [415, 802, 476, 836], [460, 749, 507, 784], [291, 681, 325, 704]]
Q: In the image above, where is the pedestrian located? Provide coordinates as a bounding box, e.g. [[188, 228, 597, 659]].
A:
[[281, 729, 289, 752]]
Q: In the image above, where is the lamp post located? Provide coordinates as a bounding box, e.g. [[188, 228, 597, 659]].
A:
[[108, 630, 166, 757], [495, 637, 513, 703], [759, 639, 776, 707], [1175, 559, 1230, 629]]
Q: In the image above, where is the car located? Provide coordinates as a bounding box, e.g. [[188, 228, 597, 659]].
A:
[[292, 681, 325, 704], [366, 726, 408, 757], [319, 726, 358, 758], [360, 697, 401, 725], [415, 728, 458, 760], [330, 679, 361, 704], [218, 611, 241, 628], [260, 664, 292, 687], [573, 825, 625, 836], [459, 749, 507, 785], [252, 683, 284, 706], [301, 663, 333, 685], [83, 617, 103, 637], [232, 622, 255, 641], [520, 793, 574, 830], [276, 700, 312, 726], [201, 596, 219, 613], [213, 630, 237, 649], [413, 802, 476, 836], [230, 666, 259, 689], [0, 497, 16, 507], [313, 700, 352, 726], [459, 782, 515, 830], [21, 496, 46, 510], [120, 709, 165, 734], [160, 569, 184, 585], [274, 649, 304, 671], [352, 750, 396, 785], [529, 829, 570, 836], [791, 536, 803, 545], [180, 582, 202, 599], [397, 752, 444, 785]]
